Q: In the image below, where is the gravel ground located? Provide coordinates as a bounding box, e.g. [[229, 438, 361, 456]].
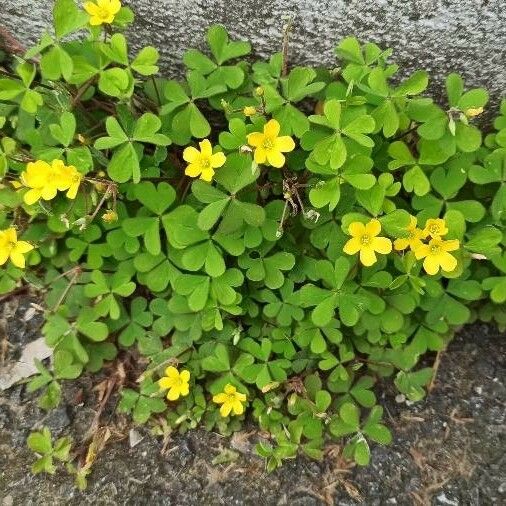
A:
[[0, 297, 505, 505]]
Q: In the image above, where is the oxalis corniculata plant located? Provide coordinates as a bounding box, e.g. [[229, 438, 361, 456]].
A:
[[1, 0, 506, 484]]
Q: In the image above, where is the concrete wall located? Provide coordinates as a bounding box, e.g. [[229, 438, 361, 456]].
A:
[[2, 1, 505, 115]]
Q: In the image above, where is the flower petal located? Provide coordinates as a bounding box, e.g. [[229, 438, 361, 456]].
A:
[[179, 383, 190, 397], [224, 384, 236, 395], [232, 399, 245, 415], [23, 189, 42, 205], [372, 237, 392, 254], [253, 147, 267, 165], [415, 244, 430, 260], [394, 238, 409, 251], [84, 1, 100, 15], [13, 241, 33, 254], [220, 402, 232, 417], [365, 219, 381, 237], [274, 136, 295, 153], [264, 119, 280, 138], [359, 247, 377, 266], [199, 139, 212, 158], [200, 168, 215, 182], [9, 251, 26, 268], [348, 221, 365, 237], [247, 132, 264, 147], [0, 248, 10, 266], [235, 391, 247, 402], [179, 370, 190, 382], [158, 377, 174, 390], [210, 152, 226, 168], [442, 239, 460, 252], [440, 252, 457, 272], [166, 387, 181, 401], [89, 16, 104, 26], [6, 228, 17, 243], [40, 185, 58, 201], [266, 149, 285, 168], [343, 237, 361, 255], [110, 0, 122, 14], [213, 393, 228, 404], [183, 146, 200, 163], [164, 366, 179, 379], [423, 256, 440, 275], [185, 163, 202, 178], [66, 183, 80, 200]]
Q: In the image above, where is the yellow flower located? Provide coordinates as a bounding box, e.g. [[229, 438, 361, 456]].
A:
[[102, 210, 118, 223], [464, 107, 484, 118], [58, 162, 82, 200], [394, 216, 424, 252], [246, 119, 295, 168], [255, 86, 264, 96], [243, 106, 257, 117], [183, 139, 226, 182], [84, 0, 121, 26], [213, 383, 247, 417], [0, 228, 34, 269], [343, 219, 392, 266], [415, 237, 460, 275], [422, 218, 448, 239], [20, 159, 69, 205], [157, 366, 190, 401]]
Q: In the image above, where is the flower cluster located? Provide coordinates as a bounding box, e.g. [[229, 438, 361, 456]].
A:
[[157, 368, 247, 418], [20, 160, 82, 206], [344, 217, 459, 275], [414, 219, 460, 275]]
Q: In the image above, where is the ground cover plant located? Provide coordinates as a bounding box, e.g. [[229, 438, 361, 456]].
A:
[[1, 0, 505, 481]]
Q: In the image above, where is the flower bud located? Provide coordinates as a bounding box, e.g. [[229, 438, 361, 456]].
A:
[[239, 144, 253, 154], [464, 107, 484, 118], [255, 86, 264, 96], [102, 210, 118, 223], [243, 106, 257, 117]]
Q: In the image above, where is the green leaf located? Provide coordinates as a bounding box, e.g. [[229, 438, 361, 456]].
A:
[[339, 402, 360, 428], [207, 25, 251, 65], [446, 73, 463, 107], [131, 46, 160, 76], [395, 70, 429, 96], [49, 111, 76, 147], [98, 68, 132, 97], [27, 428, 53, 454], [53, 0, 88, 39], [403, 165, 430, 196], [108, 142, 140, 183], [202, 343, 230, 372], [101, 33, 128, 65], [458, 88, 489, 111], [354, 438, 370, 466]]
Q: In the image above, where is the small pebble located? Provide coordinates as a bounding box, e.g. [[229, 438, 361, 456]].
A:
[[2, 496, 13, 506]]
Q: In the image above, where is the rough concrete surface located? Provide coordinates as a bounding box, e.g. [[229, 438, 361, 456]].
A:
[[2, 1, 506, 112]]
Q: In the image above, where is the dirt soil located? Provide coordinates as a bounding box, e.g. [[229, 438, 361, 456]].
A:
[[0, 296, 505, 505]]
